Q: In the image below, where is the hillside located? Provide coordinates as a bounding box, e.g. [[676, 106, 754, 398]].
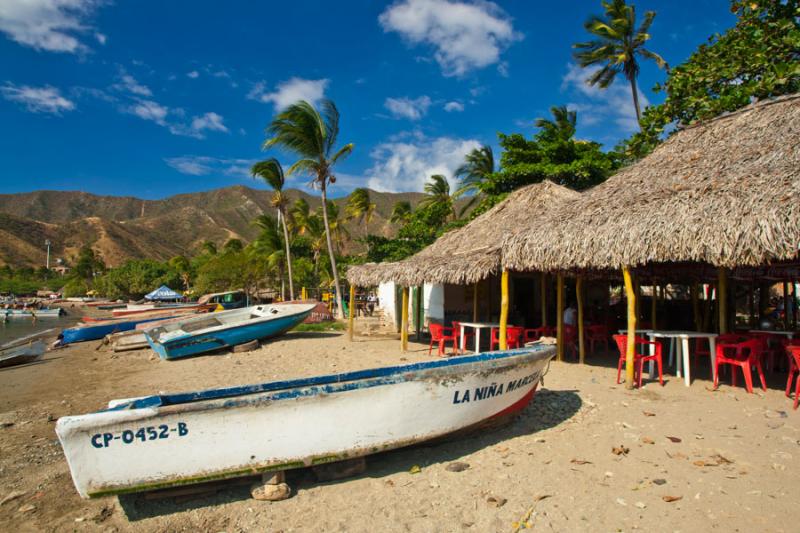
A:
[[0, 186, 429, 268]]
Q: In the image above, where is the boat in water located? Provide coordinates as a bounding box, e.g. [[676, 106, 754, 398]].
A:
[[56, 344, 555, 498], [2, 308, 64, 319], [0, 339, 46, 368], [144, 303, 315, 360]]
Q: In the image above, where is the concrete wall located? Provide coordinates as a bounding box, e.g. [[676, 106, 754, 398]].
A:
[[377, 282, 444, 328]]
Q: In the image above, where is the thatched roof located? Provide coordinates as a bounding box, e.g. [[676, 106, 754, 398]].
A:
[[347, 181, 580, 286], [503, 94, 800, 273]]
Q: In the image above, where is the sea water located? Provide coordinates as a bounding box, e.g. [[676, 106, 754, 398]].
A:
[[0, 315, 78, 345]]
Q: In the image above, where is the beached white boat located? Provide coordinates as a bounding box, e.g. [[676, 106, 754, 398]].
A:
[[106, 331, 149, 352], [0, 340, 46, 368], [56, 345, 555, 498], [2, 308, 63, 319]]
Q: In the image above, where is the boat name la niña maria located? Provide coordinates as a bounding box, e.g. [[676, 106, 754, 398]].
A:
[[452, 371, 539, 404]]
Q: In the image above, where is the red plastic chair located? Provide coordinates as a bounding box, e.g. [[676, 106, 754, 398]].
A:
[[787, 345, 800, 410], [490, 326, 524, 351], [713, 339, 767, 393], [451, 321, 474, 354], [524, 326, 555, 343], [428, 323, 457, 357], [586, 325, 609, 354], [748, 332, 781, 371], [613, 334, 664, 388]]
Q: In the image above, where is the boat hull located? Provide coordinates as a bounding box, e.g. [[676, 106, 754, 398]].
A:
[[145, 305, 313, 360], [0, 340, 46, 368], [2, 308, 63, 319], [56, 345, 555, 498], [61, 316, 176, 344]]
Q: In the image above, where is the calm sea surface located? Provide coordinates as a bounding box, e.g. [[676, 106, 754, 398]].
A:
[[0, 315, 79, 345]]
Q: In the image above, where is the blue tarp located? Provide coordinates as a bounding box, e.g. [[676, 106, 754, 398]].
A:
[[144, 285, 183, 301]]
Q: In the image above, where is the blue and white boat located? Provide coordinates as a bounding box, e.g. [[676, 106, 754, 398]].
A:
[[56, 344, 555, 498], [2, 307, 64, 319], [144, 303, 315, 360], [60, 315, 180, 345]]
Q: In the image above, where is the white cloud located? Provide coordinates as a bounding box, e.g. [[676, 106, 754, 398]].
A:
[[366, 134, 481, 192], [165, 156, 257, 178], [127, 99, 168, 125], [443, 101, 464, 112], [187, 70, 199, 79], [190, 112, 228, 134], [384, 95, 431, 120], [112, 72, 152, 97], [94, 31, 105, 45], [0, 0, 104, 53], [379, 0, 522, 77], [248, 77, 329, 110], [560, 62, 649, 133], [1, 83, 75, 114]]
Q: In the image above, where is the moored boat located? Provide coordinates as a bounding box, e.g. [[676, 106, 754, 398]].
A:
[[0, 340, 46, 368], [60, 315, 186, 345], [144, 303, 315, 360], [56, 344, 555, 498], [2, 308, 64, 319], [111, 303, 206, 318]]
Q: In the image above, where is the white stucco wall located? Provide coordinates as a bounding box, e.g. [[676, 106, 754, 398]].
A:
[[377, 282, 444, 327]]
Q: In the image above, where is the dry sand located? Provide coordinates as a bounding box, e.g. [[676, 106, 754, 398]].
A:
[[0, 314, 798, 532]]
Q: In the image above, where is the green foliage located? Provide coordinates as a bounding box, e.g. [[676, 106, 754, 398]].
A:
[[345, 187, 376, 238], [94, 259, 181, 300], [74, 245, 105, 281], [61, 278, 91, 298], [193, 249, 268, 297], [389, 200, 412, 225], [223, 238, 244, 253], [454, 145, 495, 215], [292, 321, 346, 332], [363, 201, 455, 263]]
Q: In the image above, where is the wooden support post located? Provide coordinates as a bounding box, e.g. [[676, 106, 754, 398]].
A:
[[556, 273, 564, 362], [783, 282, 790, 330], [718, 268, 728, 334], [650, 284, 657, 330], [691, 283, 701, 332], [623, 267, 637, 389], [301, 286, 307, 300], [348, 284, 356, 341], [577, 276, 585, 364], [499, 270, 509, 350], [401, 287, 409, 351], [472, 282, 478, 322], [540, 273, 548, 327]]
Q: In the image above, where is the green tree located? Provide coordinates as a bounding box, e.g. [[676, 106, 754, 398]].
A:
[[419, 175, 457, 221], [199, 240, 217, 256], [168, 255, 192, 290], [534, 105, 577, 140], [251, 215, 288, 299], [321, 201, 350, 254], [74, 245, 105, 281], [454, 145, 495, 215], [345, 187, 376, 239], [95, 259, 181, 300], [573, 0, 667, 125], [264, 100, 354, 318], [389, 200, 413, 225], [223, 239, 244, 254], [252, 158, 295, 300]]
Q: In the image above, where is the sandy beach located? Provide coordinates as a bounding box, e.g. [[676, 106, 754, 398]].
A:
[[0, 313, 798, 532]]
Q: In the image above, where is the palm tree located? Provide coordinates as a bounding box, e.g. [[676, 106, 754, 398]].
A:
[[250, 215, 287, 298], [419, 174, 456, 221], [389, 200, 412, 225], [264, 100, 353, 318], [572, 0, 667, 126], [252, 158, 295, 300], [320, 201, 350, 255], [345, 187, 376, 238], [534, 105, 577, 140], [454, 145, 494, 215]]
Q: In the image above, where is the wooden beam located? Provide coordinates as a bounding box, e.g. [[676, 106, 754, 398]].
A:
[[472, 282, 478, 322], [623, 267, 636, 389], [347, 284, 355, 342], [540, 273, 548, 327], [718, 268, 728, 334], [401, 287, 409, 351], [499, 270, 509, 350], [556, 273, 564, 362], [577, 276, 585, 364]]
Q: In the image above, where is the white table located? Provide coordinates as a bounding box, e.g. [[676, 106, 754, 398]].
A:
[[459, 322, 500, 355], [647, 331, 718, 387]]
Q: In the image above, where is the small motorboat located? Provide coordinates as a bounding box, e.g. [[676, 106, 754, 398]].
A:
[[0, 340, 46, 368], [59, 315, 185, 345], [144, 303, 316, 360], [2, 308, 64, 319], [56, 344, 555, 498]]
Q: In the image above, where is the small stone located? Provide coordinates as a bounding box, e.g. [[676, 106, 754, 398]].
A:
[[653, 479, 667, 486], [446, 461, 470, 472], [250, 482, 291, 501], [764, 410, 788, 419], [635, 501, 646, 509], [616, 498, 627, 506], [486, 495, 507, 508], [0, 491, 25, 505], [18, 504, 35, 513]]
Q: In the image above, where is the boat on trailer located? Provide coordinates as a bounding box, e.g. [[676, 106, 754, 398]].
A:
[[56, 344, 555, 498], [0, 340, 46, 368], [144, 303, 316, 360]]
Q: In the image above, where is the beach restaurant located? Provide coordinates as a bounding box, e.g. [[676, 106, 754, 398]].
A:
[[347, 94, 800, 396]]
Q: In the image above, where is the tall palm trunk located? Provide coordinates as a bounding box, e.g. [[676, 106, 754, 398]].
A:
[[278, 208, 295, 300], [629, 75, 642, 128], [320, 181, 345, 318]]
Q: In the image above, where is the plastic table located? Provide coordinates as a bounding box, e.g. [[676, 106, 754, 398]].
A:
[[459, 322, 500, 355]]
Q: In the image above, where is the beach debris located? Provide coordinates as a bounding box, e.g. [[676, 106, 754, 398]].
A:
[[616, 497, 627, 506], [642, 411, 656, 417], [641, 437, 655, 445], [17, 504, 35, 513], [764, 409, 788, 419], [612, 445, 630, 456], [662, 495, 682, 503], [512, 496, 550, 532], [604, 471, 614, 478], [486, 495, 507, 508], [93, 506, 113, 524], [570, 459, 592, 465], [409, 465, 422, 474], [445, 461, 470, 472], [666, 436, 682, 443], [0, 491, 25, 505], [635, 501, 647, 509]]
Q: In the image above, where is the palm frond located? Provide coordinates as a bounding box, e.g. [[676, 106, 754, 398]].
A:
[[250, 158, 285, 192]]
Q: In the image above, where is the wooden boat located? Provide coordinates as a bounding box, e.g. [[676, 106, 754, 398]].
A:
[[2, 308, 64, 319], [83, 306, 211, 324], [60, 315, 186, 345], [0, 340, 46, 368], [111, 303, 202, 318], [144, 304, 316, 360], [106, 331, 149, 352], [56, 344, 555, 498]]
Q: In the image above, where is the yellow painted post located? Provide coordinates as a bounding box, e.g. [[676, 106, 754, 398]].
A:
[[499, 270, 509, 350], [556, 273, 564, 362], [347, 284, 356, 342], [691, 283, 702, 331], [472, 282, 478, 322], [623, 267, 637, 389], [718, 268, 728, 334], [577, 275, 585, 364], [540, 273, 548, 327], [301, 286, 307, 300], [650, 284, 657, 330], [401, 287, 409, 351]]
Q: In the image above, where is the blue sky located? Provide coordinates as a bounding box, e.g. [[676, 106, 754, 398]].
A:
[[0, 0, 735, 199]]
